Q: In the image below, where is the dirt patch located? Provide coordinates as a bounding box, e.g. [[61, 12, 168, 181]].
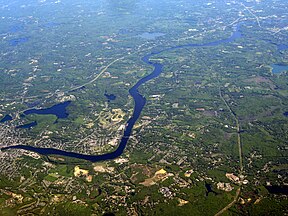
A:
[[93, 164, 115, 173], [246, 76, 270, 83], [223, 132, 234, 140], [140, 169, 174, 187], [245, 76, 276, 89], [178, 198, 189, 206], [130, 164, 154, 177], [203, 110, 216, 117]]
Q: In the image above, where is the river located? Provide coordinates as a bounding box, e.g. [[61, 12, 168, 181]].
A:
[[1, 24, 242, 162]]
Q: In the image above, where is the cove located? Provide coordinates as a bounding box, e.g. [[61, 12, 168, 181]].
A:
[[1, 24, 242, 162]]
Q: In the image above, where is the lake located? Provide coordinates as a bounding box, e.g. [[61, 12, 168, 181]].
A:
[[138, 32, 165, 40], [16, 121, 37, 129], [1, 101, 71, 128], [0, 114, 13, 123], [23, 101, 71, 119], [271, 64, 288, 74]]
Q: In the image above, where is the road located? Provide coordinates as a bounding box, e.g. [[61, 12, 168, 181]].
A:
[[215, 87, 244, 216], [215, 188, 241, 216]]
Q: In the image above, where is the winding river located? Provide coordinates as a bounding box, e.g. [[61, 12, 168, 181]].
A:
[[1, 25, 242, 162]]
